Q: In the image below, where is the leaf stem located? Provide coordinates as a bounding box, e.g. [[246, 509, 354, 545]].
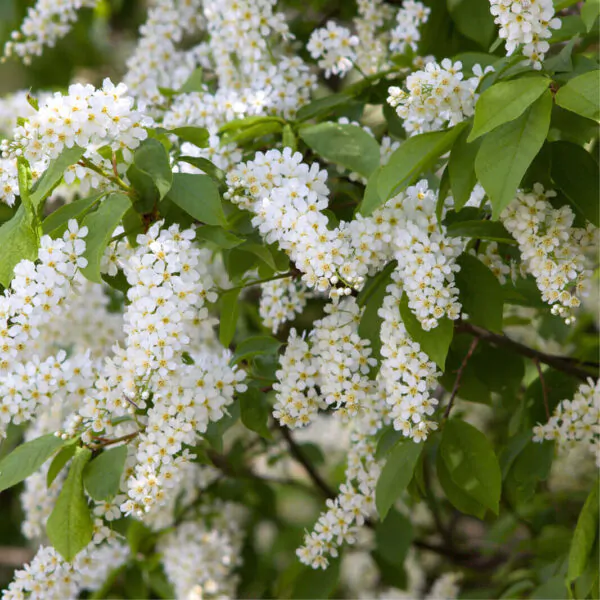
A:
[[444, 338, 479, 418]]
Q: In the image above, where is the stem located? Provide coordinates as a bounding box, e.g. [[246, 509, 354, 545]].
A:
[[455, 322, 596, 382], [278, 425, 335, 499], [93, 431, 139, 448], [79, 158, 134, 196], [534, 359, 551, 420], [444, 338, 479, 418], [220, 271, 297, 293]]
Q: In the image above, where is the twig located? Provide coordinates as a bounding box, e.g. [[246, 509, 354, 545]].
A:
[[534, 359, 551, 420], [93, 431, 139, 448], [220, 270, 297, 293], [444, 338, 479, 418], [278, 425, 336, 499], [456, 322, 596, 382]]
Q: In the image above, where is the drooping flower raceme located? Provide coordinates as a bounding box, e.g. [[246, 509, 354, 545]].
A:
[[259, 277, 309, 333], [501, 184, 599, 322], [3, 0, 100, 64], [489, 0, 561, 69], [389, 0, 431, 54], [307, 21, 360, 78], [533, 378, 600, 466], [387, 60, 487, 135]]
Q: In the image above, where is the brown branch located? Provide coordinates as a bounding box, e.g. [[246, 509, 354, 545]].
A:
[[456, 322, 596, 382], [278, 425, 336, 499], [444, 338, 479, 418]]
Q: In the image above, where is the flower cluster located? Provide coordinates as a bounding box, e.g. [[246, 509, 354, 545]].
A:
[[489, 0, 561, 69], [259, 277, 309, 333], [3, 539, 128, 600], [159, 502, 246, 599], [377, 274, 442, 441], [307, 21, 359, 78], [3, 0, 100, 64], [353, 0, 393, 75], [389, 0, 431, 55], [501, 184, 599, 321], [470, 242, 512, 285], [387, 60, 487, 135], [533, 378, 600, 466]]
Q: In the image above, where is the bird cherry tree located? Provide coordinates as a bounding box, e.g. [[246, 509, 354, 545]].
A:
[[0, 0, 598, 598]]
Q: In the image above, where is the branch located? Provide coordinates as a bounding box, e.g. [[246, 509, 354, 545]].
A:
[[456, 322, 596, 382], [278, 425, 336, 499], [444, 338, 479, 418], [534, 359, 551, 420]]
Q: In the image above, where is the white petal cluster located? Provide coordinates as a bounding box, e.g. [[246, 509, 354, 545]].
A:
[[123, 0, 205, 108], [3, 0, 99, 64], [425, 573, 463, 600], [489, 0, 561, 69], [377, 275, 441, 442], [470, 242, 512, 285], [353, 0, 393, 75], [389, 1, 431, 55], [533, 378, 600, 466], [387, 60, 486, 135], [159, 502, 246, 599], [307, 21, 359, 78], [501, 184, 599, 322], [259, 277, 309, 333], [3, 539, 128, 600]]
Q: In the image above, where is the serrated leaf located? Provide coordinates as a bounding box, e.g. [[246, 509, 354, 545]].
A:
[[0, 204, 39, 287], [455, 253, 504, 332], [164, 173, 225, 226], [399, 294, 453, 369], [83, 445, 128, 501], [445, 219, 516, 244], [376, 124, 467, 203], [231, 335, 282, 365], [47, 443, 77, 487], [555, 70, 600, 122], [468, 77, 550, 142], [440, 418, 501, 514], [29, 145, 85, 209], [42, 193, 104, 238], [475, 90, 552, 219], [170, 126, 209, 148], [0, 434, 65, 492], [376, 440, 423, 519], [46, 446, 93, 561], [550, 141, 600, 226], [299, 122, 380, 179], [219, 288, 241, 347], [81, 192, 131, 283], [449, 126, 481, 210]]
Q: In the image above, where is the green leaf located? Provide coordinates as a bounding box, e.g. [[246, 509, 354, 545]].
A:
[[132, 138, 173, 200], [178, 67, 203, 93], [399, 294, 453, 369], [240, 387, 272, 440], [195, 225, 243, 249], [0, 434, 65, 492], [170, 126, 209, 148], [83, 445, 128, 501], [47, 443, 77, 487], [437, 450, 486, 519], [42, 193, 104, 237], [226, 121, 283, 145], [231, 335, 282, 365], [468, 77, 550, 142], [376, 439, 423, 519], [178, 156, 226, 185], [219, 288, 241, 347], [375, 508, 413, 566], [30, 145, 85, 209], [447, 0, 496, 47], [291, 557, 340, 599], [555, 70, 600, 121], [455, 253, 504, 332], [164, 173, 225, 226], [445, 219, 516, 244], [567, 485, 599, 584], [550, 141, 600, 226], [0, 204, 40, 287], [299, 122, 380, 179], [440, 418, 502, 514], [46, 446, 94, 561], [376, 124, 467, 203], [296, 93, 352, 122], [359, 166, 383, 217], [475, 90, 552, 219], [581, 0, 600, 30], [505, 440, 554, 506], [81, 192, 131, 283], [449, 126, 481, 210]]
